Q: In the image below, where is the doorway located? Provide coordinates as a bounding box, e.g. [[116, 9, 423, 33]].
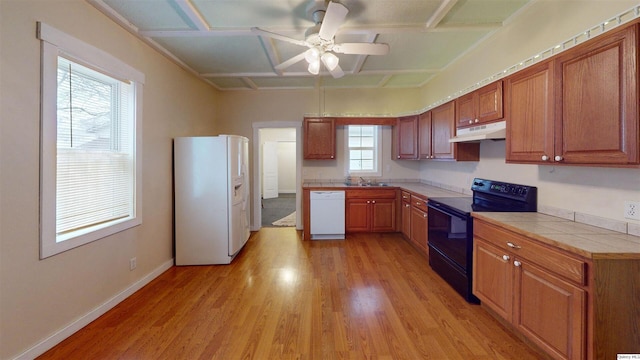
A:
[[252, 122, 302, 231]]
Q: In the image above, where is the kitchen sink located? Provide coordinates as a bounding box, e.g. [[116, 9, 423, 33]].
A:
[[343, 182, 389, 187]]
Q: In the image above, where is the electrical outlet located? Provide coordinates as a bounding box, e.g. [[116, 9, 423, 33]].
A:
[[129, 257, 137, 271], [624, 201, 640, 220]]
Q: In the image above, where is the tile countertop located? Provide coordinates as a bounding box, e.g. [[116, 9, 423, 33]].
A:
[[303, 182, 471, 199], [472, 212, 640, 260]]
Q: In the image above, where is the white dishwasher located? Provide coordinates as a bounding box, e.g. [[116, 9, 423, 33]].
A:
[[310, 191, 345, 240]]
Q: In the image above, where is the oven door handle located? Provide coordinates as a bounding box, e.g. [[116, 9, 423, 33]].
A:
[[427, 203, 468, 221]]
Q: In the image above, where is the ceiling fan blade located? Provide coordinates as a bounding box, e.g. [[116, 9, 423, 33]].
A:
[[251, 27, 307, 47], [275, 52, 307, 71], [333, 43, 390, 55], [328, 63, 345, 79], [319, 1, 348, 41]]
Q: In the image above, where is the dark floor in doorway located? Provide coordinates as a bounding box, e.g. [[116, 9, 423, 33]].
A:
[[262, 193, 296, 227]]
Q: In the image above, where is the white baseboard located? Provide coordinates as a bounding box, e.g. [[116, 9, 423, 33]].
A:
[[15, 259, 174, 360]]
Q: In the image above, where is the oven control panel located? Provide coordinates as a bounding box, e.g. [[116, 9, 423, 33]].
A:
[[472, 178, 535, 201]]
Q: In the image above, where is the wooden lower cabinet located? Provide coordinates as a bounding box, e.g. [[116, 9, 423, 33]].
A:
[[474, 227, 586, 360], [515, 261, 585, 360], [410, 206, 428, 251], [473, 219, 640, 360], [400, 191, 411, 239], [399, 191, 429, 253], [473, 239, 513, 321], [345, 189, 397, 233]]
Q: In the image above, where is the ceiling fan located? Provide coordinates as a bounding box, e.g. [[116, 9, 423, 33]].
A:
[[251, 0, 390, 78]]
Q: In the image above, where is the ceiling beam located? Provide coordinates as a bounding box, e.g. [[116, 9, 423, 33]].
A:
[[256, 36, 283, 75], [241, 77, 259, 90], [350, 33, 379, 74], [426, 0, 459, 29], [174, 0, 210, 31], [138, 23, 501, 38], [200, 68, 439, 78]]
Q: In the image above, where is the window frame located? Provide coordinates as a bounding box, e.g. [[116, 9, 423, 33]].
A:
[[344, 125, 382, 177], [38, 22, 144, 258]]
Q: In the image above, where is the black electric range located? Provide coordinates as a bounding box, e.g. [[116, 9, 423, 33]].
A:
[[427, 178, 537, 303]]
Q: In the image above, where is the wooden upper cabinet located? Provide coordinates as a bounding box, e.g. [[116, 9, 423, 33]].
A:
[[418, 111, 432, 159], [431, 102, 456, 160], [505, 60, 555, 163], [554, 24, 638, 166], [456, 81, 504, 128], [507, 23, 639, 167], [303, 117, 335, 159], [396, 115, 419, 159], [429, 101, 480, 161]]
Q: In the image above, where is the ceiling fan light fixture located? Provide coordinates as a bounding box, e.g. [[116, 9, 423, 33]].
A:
[[321, 52, 339, 71], [305, 48, 320, 64], [308, 60, 320, 75]]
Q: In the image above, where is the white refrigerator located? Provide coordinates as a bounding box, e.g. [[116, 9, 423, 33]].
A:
[[174, 135, 250, 265]]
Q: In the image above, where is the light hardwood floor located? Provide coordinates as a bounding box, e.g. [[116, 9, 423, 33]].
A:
[[38, 228, 546, 359]]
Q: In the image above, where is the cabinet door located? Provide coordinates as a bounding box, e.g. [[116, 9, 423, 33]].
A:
[[396, 115, 418, 159], [514, 261, 586, 360], [371, 199, 396, 232], [554, 25, 638, 165], [477, 80, 503, 123], [418, 111, 432, 159], [401, 202, 411, 238], [410, 207, 428, 250], [456, 93, 475, 128], [505, 60, 555, 163], [473, 239, 513, 322], [430, 101, 455, 160], [345, 199, 370, 232], [456, 81, 503, 128], [303, 118, 335, 159]]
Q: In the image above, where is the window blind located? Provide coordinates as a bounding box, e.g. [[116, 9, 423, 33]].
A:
[[56, 57, 134, 238]]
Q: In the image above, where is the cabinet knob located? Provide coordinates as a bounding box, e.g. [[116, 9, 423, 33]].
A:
[[415, 202, 421, 206], [474, 119, 479, 123], [502, 255, 510, 261], [372, 200, 376, 204], [468, 120, 473, 124], [331, 155, 334, 159], [423, 213, 427, 218], [541, 155, 549, 161], [405, 204, 410, 208], [513, 260, 522, 267], [430, 155, 435, 159], [397, 155, 400, 159], [506, 242, 521, 249], [554, 155, 563, 161], [367, 201, 371, 204]]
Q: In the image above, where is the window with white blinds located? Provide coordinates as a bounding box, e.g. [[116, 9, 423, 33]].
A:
[[56, 57, 134, 237], [38, 22, 144, 258]]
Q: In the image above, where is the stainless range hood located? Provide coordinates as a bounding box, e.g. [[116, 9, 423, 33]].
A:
[[449, 120, 506, 143]]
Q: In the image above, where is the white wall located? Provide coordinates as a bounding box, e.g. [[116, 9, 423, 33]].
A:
[[0, 1, 219, 358]]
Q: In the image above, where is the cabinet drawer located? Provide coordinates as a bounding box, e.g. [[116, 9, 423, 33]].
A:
[[474, 221, 586, 285], [401, 191, 411, 203], [346, 189, 397, 199], [411, 195, 428, 212]]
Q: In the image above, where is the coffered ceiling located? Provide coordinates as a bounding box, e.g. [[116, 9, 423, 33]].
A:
[[89, 0, 532, 90]]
